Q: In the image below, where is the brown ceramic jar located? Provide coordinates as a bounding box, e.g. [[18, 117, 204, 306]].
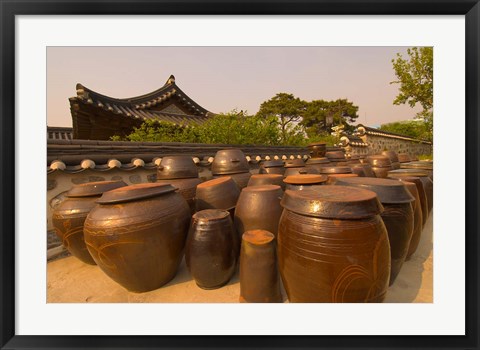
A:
[[366, 155, 393, 178], [185, 209, 237, 289], [283, 174, 328, 191], [318, 166, 353, 175], [278, 187, 390, 303], [283, 166, 318, 177], [239, 230, 283, 303], [307, 142, 327, 158], [326, 173, 359, 185], [350, 163, 376, 177], [334, 177, 414, 285], [400, 161, 433, 180], [211, 149, 249, 175], [234, 185, 283, 239], [398, 153, 412, 163], [215, 172, 252, 189], [401, 181, 423, 259], [305, 157, 330, 172], [381, 150, 401, 170], [84, 183, 191, 292], [387, 173, 429, 225], [388, 169, 433, 214], [248, 174, 285, 190], [259, 160, 285, 175], [52, 180, 127, 265], [195, 177, 240, 215]]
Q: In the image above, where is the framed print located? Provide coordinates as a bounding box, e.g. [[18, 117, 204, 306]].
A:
[[1, 1, 479, 349]]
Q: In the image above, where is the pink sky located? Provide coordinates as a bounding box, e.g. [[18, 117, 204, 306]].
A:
[[47, 46, 422, 127]]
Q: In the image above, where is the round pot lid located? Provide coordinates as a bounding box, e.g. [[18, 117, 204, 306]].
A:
[[387, 169, 430, 178], [66, 180, 127, 198], [281, 186, 383, 219], [306, 158, 330, 164], [318, 166, 353, 174], [284, 159, 306, 168], [192, 209, 230, 222], [283, 174, 328, 185], [366, 155, 392, 168], [96, 183, 177, 204], [333, 177, 414, 204], [400, 161, 433, 170]]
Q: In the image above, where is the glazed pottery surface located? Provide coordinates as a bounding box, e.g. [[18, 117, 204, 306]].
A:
[[215, 172, 252, 189], [318, 166, 353, 175], [185, 209, 237, 289], [52, 180, 127, 265], [157, 155, 199, 180], [388, 169, 433, 213], [278, 187, 390, 302], [325, 151, 346, 160], [333, 177, 414, 285], [351, 163, 376, 177], [402, 181, 423, 259], [283, 167, 319, 177], [307, 142, 327, 158], [259, 160, 285, 175], [84, 183, 191, 292], [387, 174, 428, 225], [248, 174, 285, 190], [283, 174, 328, 190], [239, 230, 282, 303], [234, 185, 283, 239], [211, 149, 250, 175], [398, 154, 412, 163], [305, 157, 330, 172], [326, 173, 359, 185], [156, 177, 202, 214], [195, 177, 241, 212]]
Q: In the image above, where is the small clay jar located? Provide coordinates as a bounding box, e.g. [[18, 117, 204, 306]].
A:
[[185, 209, 237, 289], [388, 169, 433, 214], [259, 160, 285, 175], [248, 174, 285, 190], [366, 155, 393, 178], [387, 173, 429, 225], [305, 157, 330, 172], [308, 142, 327, 158], [334, 177, 414, 285], [278, 186, 390, 302], [401, 181, 424, 259], [234, 185, 283, 239], [52, 180, 127, 265], [381, 150, 401, 170], [84, 183, 191, 292], [195, 177, 240, 215], [326, 173, 359, 185], [239, 230, 283, 303], [283, 174, 328, 191]]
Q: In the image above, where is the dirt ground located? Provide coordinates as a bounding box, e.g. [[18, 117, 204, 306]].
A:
[[47, 213, 433, 303]]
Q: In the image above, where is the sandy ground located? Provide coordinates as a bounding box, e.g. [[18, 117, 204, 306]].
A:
[[47, 213, 433, 303]]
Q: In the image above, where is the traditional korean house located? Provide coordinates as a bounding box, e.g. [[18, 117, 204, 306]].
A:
[[69, 75, 214, 140]]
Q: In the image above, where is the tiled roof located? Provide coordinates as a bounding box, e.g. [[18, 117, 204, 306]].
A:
[[47, 139, 343, 175], [47, 127, 73, 140], [356, 124, 432, 144]]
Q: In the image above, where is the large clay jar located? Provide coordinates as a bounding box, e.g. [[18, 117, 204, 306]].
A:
[[234, 185, 283, 239], [283, 174, 328, 191], [259, 160, 285, 175], [366, 155, 393, 178], [334, 177, 414, 285], [387, 173, 428, 225], [388, 169, 433, 214], [156, 155, 202, 213], [400, 161, 433, 180], [248, 174, 285, 190], [307, 142, 327, 158], [381, 150, 401, 170], [305, 157, 330, 172], [52, 180, 127, 265], [239, 230, 282, 303], [278, 186, 391, 303], [211, 149, 251, 189], [195, 177, 240, 215], [84, 183, 191, 292], [401, 181, 423, 259], [185, 209, 237, 289], [325, 150, 347, 166]]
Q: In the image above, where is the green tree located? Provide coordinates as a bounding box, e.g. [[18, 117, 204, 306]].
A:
[[391, 47, 433, 141], [302, 99, 359, 137], [256, 93, 307, 144], [379, 120, 430, 141]]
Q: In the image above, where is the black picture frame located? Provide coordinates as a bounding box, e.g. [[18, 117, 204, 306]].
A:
[[1, 1, 479, 349]]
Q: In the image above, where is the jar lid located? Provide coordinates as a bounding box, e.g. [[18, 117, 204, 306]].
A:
[[242, 230, 275, 245], [284, 159, 305, 168], [261, 160, 284, 168], [387, 169, 430, 178], [157, 156, 198, 180], [96, 183, 177, 204], [306, 157, 330, 164], [318, 166, 353, 174], [283, 174, 328, 185], [281, 186, 383, 219], [242, 185, 282, 193], [400, 161, 433, 170], [66, 180, 127, 198], [192, 209, 230, 222], [333, 177, 414, 204], [366, 155, 392, 168]]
